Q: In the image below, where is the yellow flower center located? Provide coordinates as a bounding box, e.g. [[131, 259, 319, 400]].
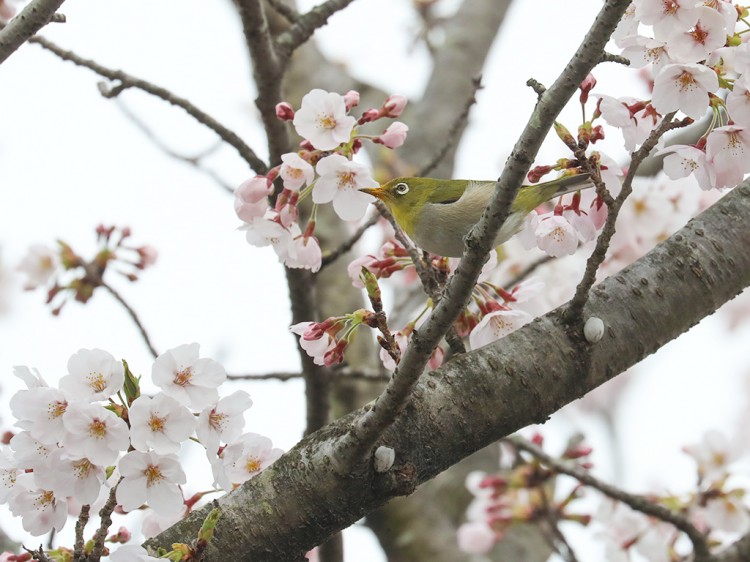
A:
[[677, 71, 697, 92], [148, 413, 167, 433], [337, 172, 355, 188], [87, 371, 107, 393], [48, 400, 67, 420], [73, 458, 93, 479], [145, 465, 165, 487], [173, 367, 193, 387], [245, 457, 262, 473], [317, 113, 337, 130], [209, 411, 227, 432], [88, 418, 107, 439]]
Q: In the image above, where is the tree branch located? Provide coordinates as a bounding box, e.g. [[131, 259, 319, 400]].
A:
[[147, 173, 750, 562], [101, 282, 159, 359], [506, 436, 712, 561], [338, 0, 633, 463], [28, 34, 268, 175], [0, 0, 64, 64]]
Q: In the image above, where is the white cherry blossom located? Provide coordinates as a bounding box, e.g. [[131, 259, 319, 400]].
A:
[[110, 545, 163, 562], [62, 402, 130, 466], [313, 154, 377, 221], [292, 89, 356, 150], [60, 348, 124, 401], [667, 6, 728, 63], [726, 75, 750, 126], [197, 390, 253, 454], [280, 152, 315, 191], [657, 144, 716, 190], [151, 343, 226, 410], [117, 450, 186, 516], [216, 432, 283, 489], [33, 449, 105, 506], [651, 63, 718, 119], [469, 309, 531, 350], [128, 393, 197, 454], [8, 473, 68, 536], [706, 125, 750, 188], [17, 244, 58, 289], [10, 386, 69, 444]]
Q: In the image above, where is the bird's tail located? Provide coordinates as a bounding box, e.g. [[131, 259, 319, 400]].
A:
[[514, 172, 595, 212]]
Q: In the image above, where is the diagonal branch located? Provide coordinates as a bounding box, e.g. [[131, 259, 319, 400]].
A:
[[0, 0, 64, 64], [337, 0, 633, 463], [28, 34, 268, 175], [147, 179, 750, 562], [274, 0, 357, 63]]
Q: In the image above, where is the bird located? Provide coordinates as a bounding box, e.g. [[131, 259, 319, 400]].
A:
[[359, 173, 594, 257]]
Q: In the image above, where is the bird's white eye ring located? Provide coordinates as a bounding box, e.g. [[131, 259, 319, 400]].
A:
[[395, 182, 409, 195]]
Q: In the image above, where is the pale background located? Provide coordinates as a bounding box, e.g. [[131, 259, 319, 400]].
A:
[[1, 0, 749, 559]]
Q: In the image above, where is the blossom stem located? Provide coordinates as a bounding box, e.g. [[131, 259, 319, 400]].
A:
[[101, 282, 159, 359]]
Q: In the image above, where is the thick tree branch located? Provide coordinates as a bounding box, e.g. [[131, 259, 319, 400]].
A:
[[0, 0, 64, 64], [28, 35, 268, 174], [147, 177, 750, 562]]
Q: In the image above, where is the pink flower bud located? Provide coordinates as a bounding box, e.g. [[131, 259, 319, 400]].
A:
[[344, 90, 360, 110], [358, 109, 379, 125], [275, 102, 295, 121], [382, 94, 407, 117], [374, 122, 409, 149], [235, 176, 273, 205], [579, 73, 597, 105], [136, 245, 159, 269]]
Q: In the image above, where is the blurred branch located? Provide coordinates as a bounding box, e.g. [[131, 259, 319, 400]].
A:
[[0, 0, 64, 64], [265, 0, 298, 24], [417, 75, 482, 177], [319, 212, 380, 270], [101, 281, 159, 359], [113, 99, 234, 194], [716, 532, 750, 562], [507, 436, 712, 561], [28, 34, 268, 175], [227, 368, 389, 382], [274, 0, 357, 62]]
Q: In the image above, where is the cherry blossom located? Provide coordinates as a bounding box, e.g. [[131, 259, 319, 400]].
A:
[[285, 225, 323, 272], [726, 75, 750, 127], [110, 545, 162, 562], [620, 36, 672, 71], [701, 494, 750, 533], [117, 450, 187, 516], [313, 154, 377, 221], [17, 244, 58, 290], [706, 125, 750, 188], [651, 63, 718, 119], [533, 214, 580, 257], [683, 429, 737, 484], [128, 393, 197, 454], [290, 321, 337, 366], [469, 308, 532, 350], [33, 449, 105, 506], [280, 152, 315, 191], [197, 390, 253, 454], [634, 0, 700, 40], [658, 144, 716, 190], [10, 386, 69, 444], [242, 215, 294, 263], [215, 432, 283, 489], [9, 432, 52, 471], [457, 521, 496, 554], [0, 448, 18, 503], [151, 343, 226, 410], [8, 473, 68, 536], [62, 402, 130, 465], [667, 6, 728, 63], [13, 365, 48, 389], [381, 94, 408, 117], [292, 89, 356, 150], [60, 348, 124, 401]]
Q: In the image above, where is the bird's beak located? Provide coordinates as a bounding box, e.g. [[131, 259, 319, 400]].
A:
[[359, 187, 385, 200]]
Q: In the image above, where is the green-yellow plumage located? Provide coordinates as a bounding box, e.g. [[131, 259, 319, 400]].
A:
[[360, 174, 593, 257]]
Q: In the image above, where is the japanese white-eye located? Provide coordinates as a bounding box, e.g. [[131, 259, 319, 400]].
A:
[[360, 173, 594, 257]]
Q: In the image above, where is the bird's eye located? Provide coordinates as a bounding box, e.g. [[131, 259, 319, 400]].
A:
[[394, 182, 409, 195]]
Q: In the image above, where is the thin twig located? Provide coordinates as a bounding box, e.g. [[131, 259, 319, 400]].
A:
[[600, 51, 630, 65], [27, 34, 268, 174], [417, 75, 483, 177], [113, 99, 234, 194], [73, 504, 90, 560], [101, 282, 159, 358], [0, 0, 65, 64], [265, 0, 298, 23], [565, 112, 692, 324], [319, 212, 380, 270], [507, 436, 713, 561], [526, 78, 546, 99], [88, 481, 121, 562], [274, 0, 358, 63], [227, 367, 390, 382], [24, 545, 50, 562]]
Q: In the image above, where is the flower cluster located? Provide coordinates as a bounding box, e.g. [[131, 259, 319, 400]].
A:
[[17, 225, 158, 315], [0, 345, 281, 559], [457, 435, 593, 555], [458, 430, 750, 559], [609, 0, 750, 189], [236, 89, 409, 272], [290, 309, 378, 367]]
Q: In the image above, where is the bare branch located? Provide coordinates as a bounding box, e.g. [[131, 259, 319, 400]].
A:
[[274, 0, 358, 63], [73, 504, 90, 560], [227, 368, 389, 382], [319, 212, 380, 270], [265, 0, 298, 24], [28, 34, 268, 175], [0, 0, 64, 63], [507, 436, 712, 561], [101, 282, 159, 359], [564, 113, 692, 324]]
